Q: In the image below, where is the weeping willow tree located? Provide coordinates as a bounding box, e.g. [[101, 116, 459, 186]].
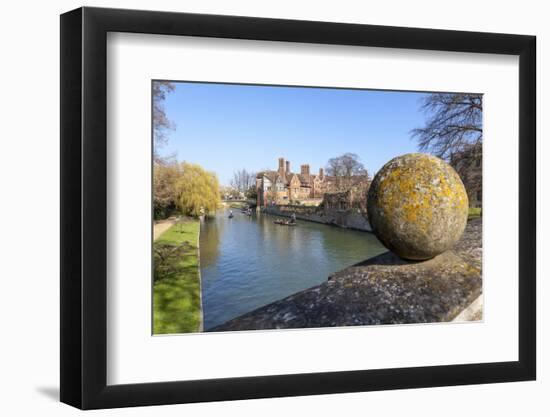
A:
[[176, 162, 220, 217]]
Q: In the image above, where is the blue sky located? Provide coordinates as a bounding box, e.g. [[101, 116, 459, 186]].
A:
[[156, 81, 430, 186]]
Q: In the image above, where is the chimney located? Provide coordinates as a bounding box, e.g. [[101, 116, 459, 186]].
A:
[[300, 164, 310, 176], [278, 157, 286, 176], [319, 168, 324, 179], [286, 160, 290, 173]]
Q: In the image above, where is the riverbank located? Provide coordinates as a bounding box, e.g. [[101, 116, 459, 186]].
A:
[[153, 219, 202, 334], [263, 204, 372, 232], [212, 218, 482, 331]]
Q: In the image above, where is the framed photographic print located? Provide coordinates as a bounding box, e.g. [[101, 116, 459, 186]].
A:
[[60, 6, 536, 409]]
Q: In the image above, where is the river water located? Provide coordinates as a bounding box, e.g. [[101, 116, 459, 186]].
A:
[[200, 208, 386, 330]]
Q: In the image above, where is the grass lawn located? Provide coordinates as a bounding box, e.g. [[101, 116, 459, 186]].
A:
[[153, 219, 201, 334], [468, 207, 482, 220]]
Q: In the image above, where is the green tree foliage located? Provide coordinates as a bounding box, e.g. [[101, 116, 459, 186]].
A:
[[176, 162, 220, 217]]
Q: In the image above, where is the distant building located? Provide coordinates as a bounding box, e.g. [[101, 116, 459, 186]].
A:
[[450, 143, 482, 208], [256, 157, 370, 207], [256, 157, 333, 206]]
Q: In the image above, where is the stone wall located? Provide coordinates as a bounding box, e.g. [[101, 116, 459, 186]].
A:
[[264, 204, 372, 232], [211, 218, 482, 331]]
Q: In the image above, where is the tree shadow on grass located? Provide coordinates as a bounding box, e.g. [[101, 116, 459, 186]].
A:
[[153, 251, 201, 334]]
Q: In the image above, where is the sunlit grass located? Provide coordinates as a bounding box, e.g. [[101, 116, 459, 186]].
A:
[[153, 219, 201, 334], [468, 207, 482, 220]]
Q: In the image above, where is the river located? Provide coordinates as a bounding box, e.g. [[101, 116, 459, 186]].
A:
[[199, 208, 386, 330]]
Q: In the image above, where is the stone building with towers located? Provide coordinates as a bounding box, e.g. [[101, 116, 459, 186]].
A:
[[256, 157, 336, 206]]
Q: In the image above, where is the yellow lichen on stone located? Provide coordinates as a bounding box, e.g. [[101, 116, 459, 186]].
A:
[[367, 153, 469, 260]]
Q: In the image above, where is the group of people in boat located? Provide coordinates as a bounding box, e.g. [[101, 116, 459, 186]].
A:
[[228, 204, 253, 219], [241, 205, 253, 216], [274, 212, 297, 226]]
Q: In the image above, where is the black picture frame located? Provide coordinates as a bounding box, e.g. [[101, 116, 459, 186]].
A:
[[60, 6, 536, 410]]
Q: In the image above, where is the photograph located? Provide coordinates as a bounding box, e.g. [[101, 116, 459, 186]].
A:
[[152, 81, 483, 334]]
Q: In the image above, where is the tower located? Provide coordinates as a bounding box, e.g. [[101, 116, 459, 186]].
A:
[[278, 157, 286, 177]]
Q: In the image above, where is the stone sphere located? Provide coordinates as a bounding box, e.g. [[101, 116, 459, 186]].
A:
[[367, 153, 469, 260]]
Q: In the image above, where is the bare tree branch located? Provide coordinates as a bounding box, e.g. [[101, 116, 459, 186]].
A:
[[230, 169, 256, 193], [153, 81, 176, 162], [411, 93, 483, 160], [326, 153, 370, 191]]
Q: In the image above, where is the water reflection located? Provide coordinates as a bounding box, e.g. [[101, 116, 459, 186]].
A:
[[200, 208, 386, 330]]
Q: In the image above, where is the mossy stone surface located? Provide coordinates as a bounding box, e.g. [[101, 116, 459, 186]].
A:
[[367, 153, 468, 260]]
